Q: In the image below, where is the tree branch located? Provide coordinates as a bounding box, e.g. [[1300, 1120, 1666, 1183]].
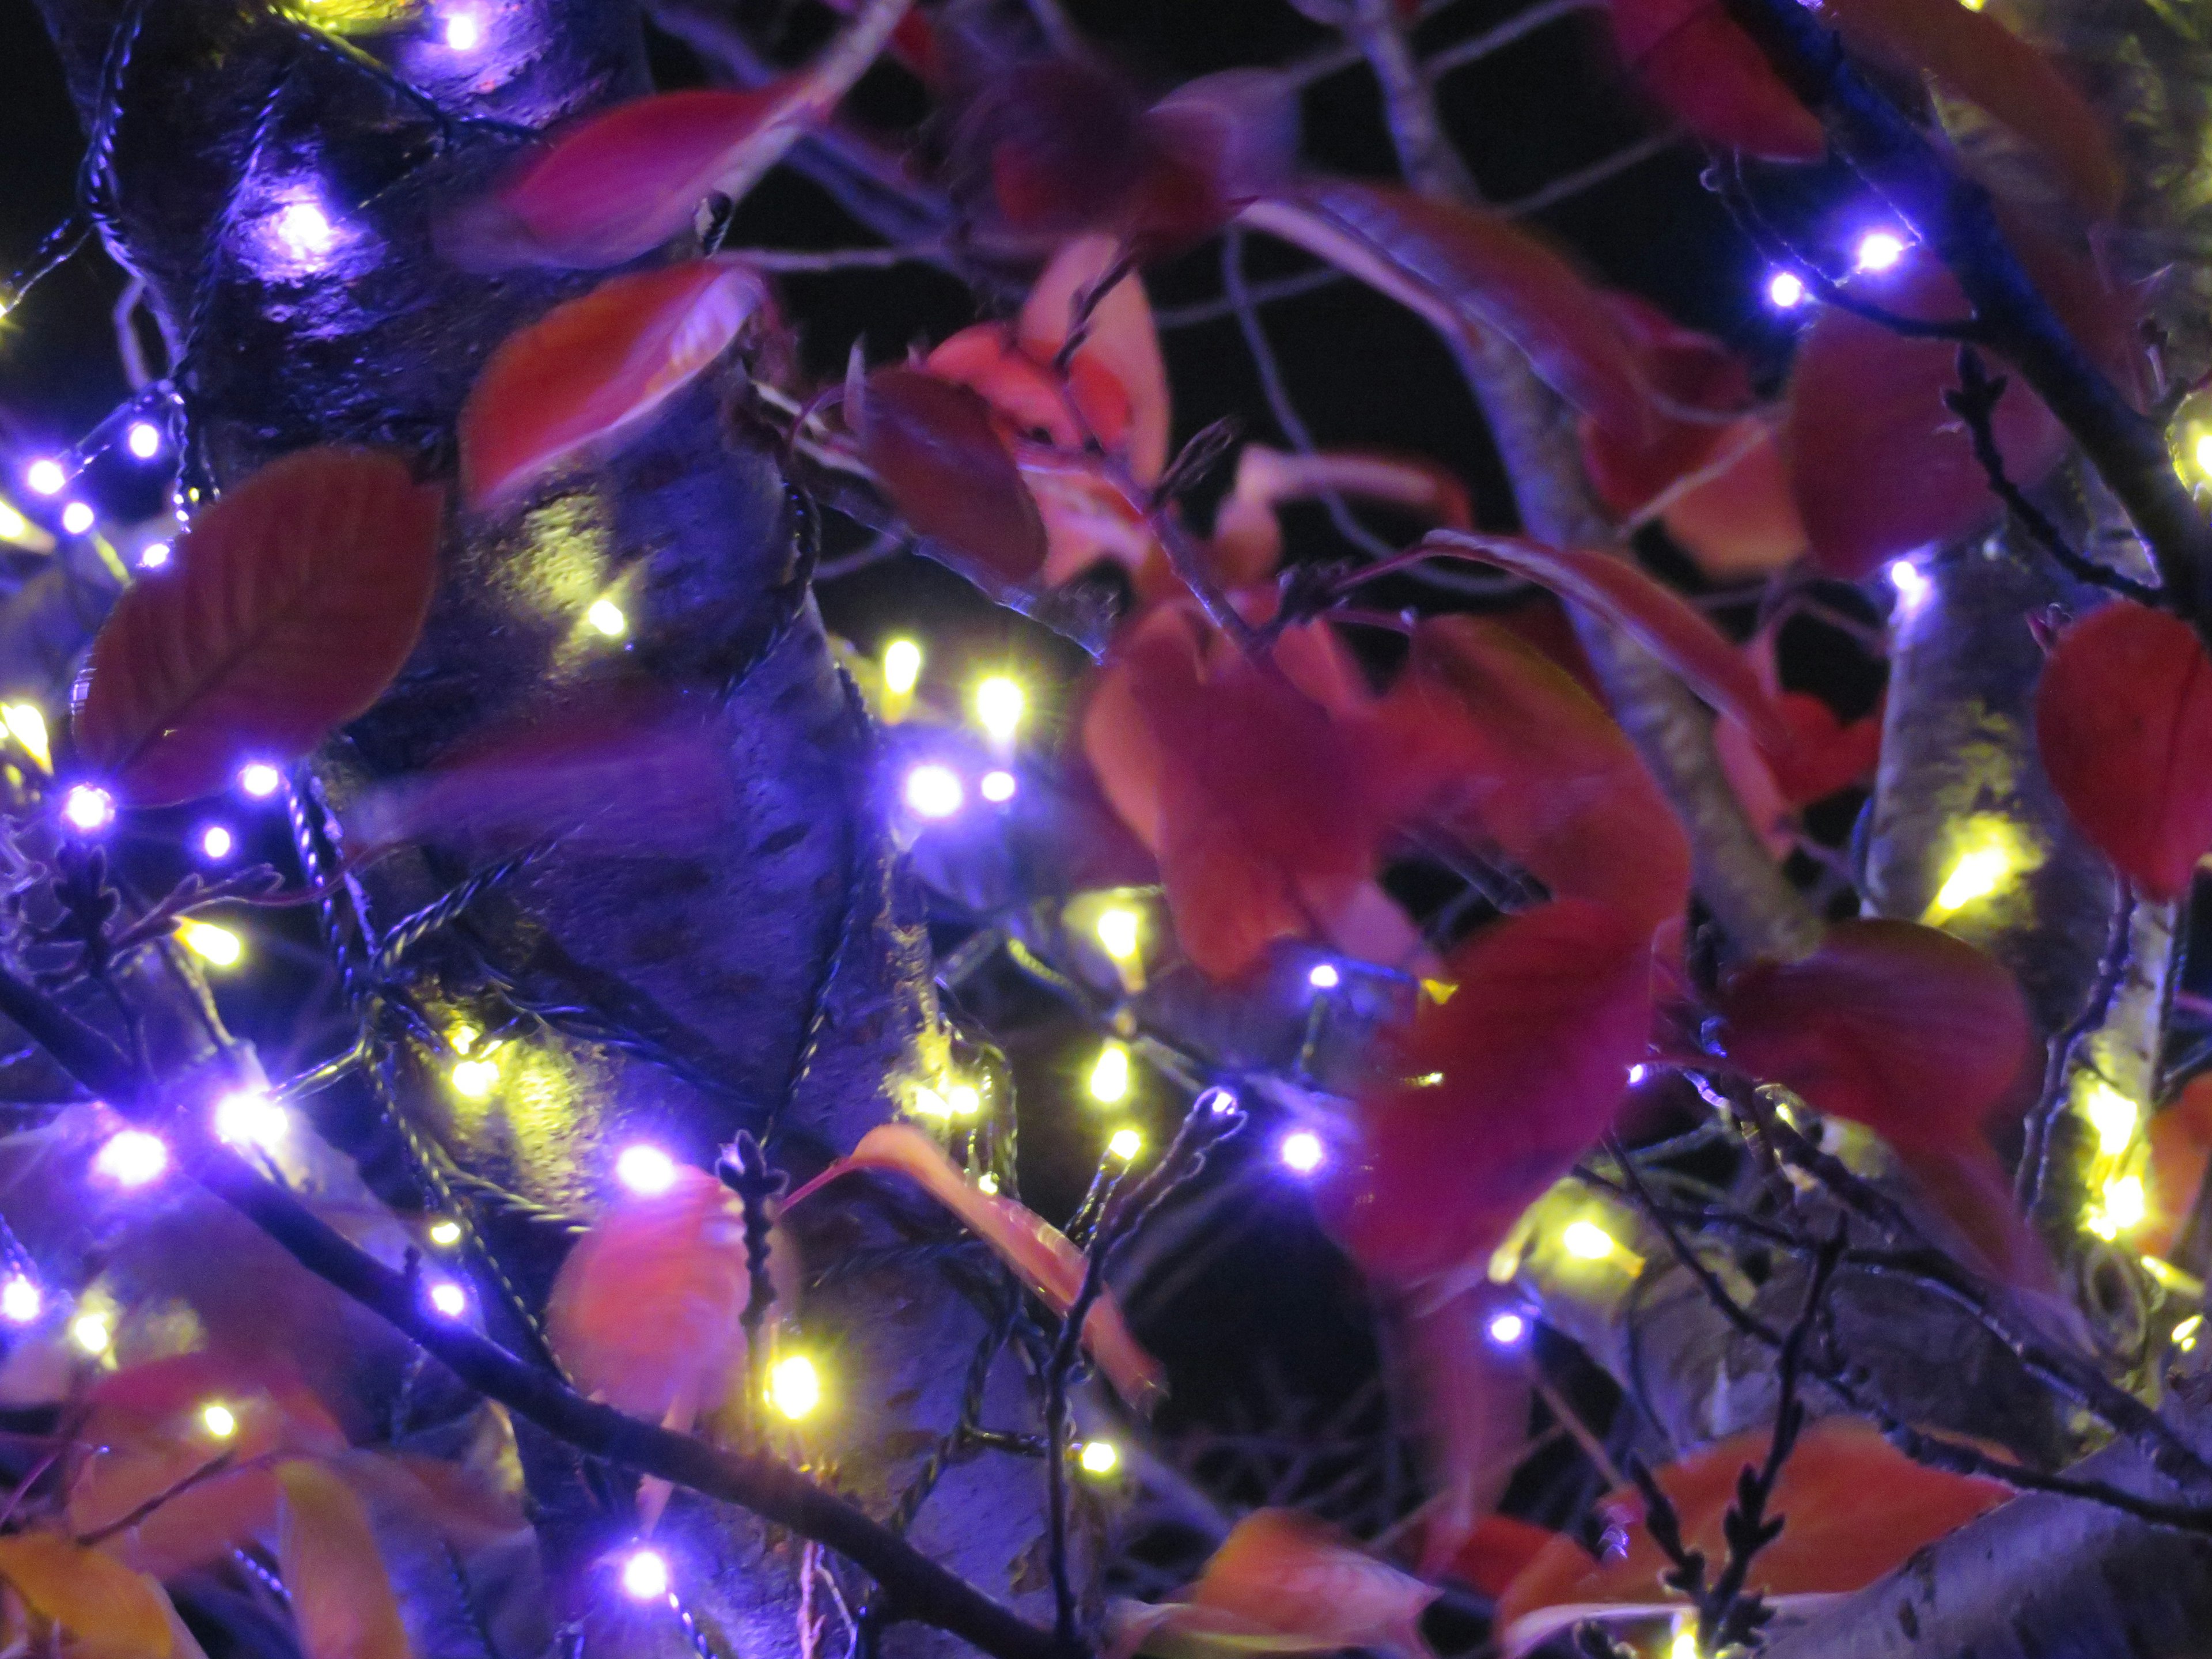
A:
[[1722, 0, 2212, 636], [0, 964, 1064, 1659]]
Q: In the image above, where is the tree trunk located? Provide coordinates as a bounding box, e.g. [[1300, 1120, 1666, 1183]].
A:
[[30, 3, 1056, 1653]]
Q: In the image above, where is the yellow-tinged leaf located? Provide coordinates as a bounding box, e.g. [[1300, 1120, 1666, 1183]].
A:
[[785, 1124, 1165, 1410], [275, 1461, 410, 1659], [0, 1532, 173, 1659]]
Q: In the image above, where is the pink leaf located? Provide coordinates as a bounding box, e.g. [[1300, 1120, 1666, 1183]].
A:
[[440, 89, 792, 271], [2035, 600, 2212, 901], [858, 367, 1050, 584], [460, 257, 767, 508], [1421, 531, 1798, 756], [1018, 236, 1173, 484], [1240, 184, 1652, 440], [439, 2, 914, 271], [783, 1124, 1165, 1410], [1321, 900, 1656, 1290], [72, 448, 442, 806]]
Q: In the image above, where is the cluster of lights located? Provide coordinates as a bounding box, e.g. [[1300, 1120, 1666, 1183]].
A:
[[1762, 227, 1908, 312], [889, 654, 1034, 817], [910, 1080, 983, 1122], [2086, 1172, 2146, 1241]]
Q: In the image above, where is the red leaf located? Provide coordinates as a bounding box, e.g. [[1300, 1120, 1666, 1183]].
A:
[[440, 88, 791, 271], [1604, 0, 1826, 160], [858, 367, 1049, 584], [1715, 918, 2034, 1153], [1212, 445, 1472, 586], [546, 1166, 758, 1422], [1406, 1290, 1538, 1579], [1378, 617, 1691, 934], [460, 257, 767, 508], [1084, 605, 1381, 980], [783, 1124, 1164, 1408], [72, 449, 442, 806], [1824, 0, 2122, 218], [1017, 236, 1173, 484], [1716, 690, 1883, 833], [2035, 601, 2212, 901], [1578, 298, 1806, 578], [1242, 184, 1652, 441], [1782, 243, 2136, 578], [1496, 1419, 2004, 1640], [1321, 900, 1656, 1290], [1438, 1516, 1556, 1601], [953, 60, 1291, 252], [1424, 532, 1798, 756]]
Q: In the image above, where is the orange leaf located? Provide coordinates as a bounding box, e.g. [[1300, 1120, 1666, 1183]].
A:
[[2145, 1076, 2212, 1260], [1497, 1419, 2005, 1637], [71, 449, 441, 807], [1321, 900, 1656, 1290], [459, 258, 767, 508], [1179, 1510, 1441, 1659], [1604, 0, 1827, 160], [858, 367, 1049, 584], [1380, 617, 1691, 934], [546, 1166, 755, 1421], [1019, 236, 1173, 484], [0, 1534, 174, 1659], [1424, 532, 1797, 756], [2034, 600, 2212, 902], [1823, 0, 2121, 218], [783, 1124, 1165, 1410], [71, 1353, 346, 1580], [1715, 919, 2034, 1154], [1241, 184, 1651, 441], [274, 1461, 410, 1659]]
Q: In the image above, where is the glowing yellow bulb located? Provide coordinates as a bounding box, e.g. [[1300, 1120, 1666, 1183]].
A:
[[2, 704, 50, 771], [2079, 1081, 2139, 1158], [450, 1023, 479, 1054], [946, 1083, 982, 1118], [1107, 1127, 1142, 1161], [1562, 1219, 1617, 1261], [1078, 1440, 1119, 1475], [1088, 1043, 1131, 1105], [910, 1086, 952, 1121], [428, 1219, 464, 1247], [974, 675, 1025, 745], [201, 1403, 238, 1441], [177, 921, 243, 967], [0, 501, 27, 544], [1930, 846, 2013, 916], [451, 1058, 499, 1099], [1096, 907, 1142, 964], [70, 1313, 111, 1354], [2176, 1313, 2204, 1353], [586, 598, 627, 638], [768, 1355, 822, 1420], [882, 638, 922, 695], [2196, 434, 2212, 476], [1671, 1625, 1702, 1659], [2101, 1173, 2146, 1233]]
